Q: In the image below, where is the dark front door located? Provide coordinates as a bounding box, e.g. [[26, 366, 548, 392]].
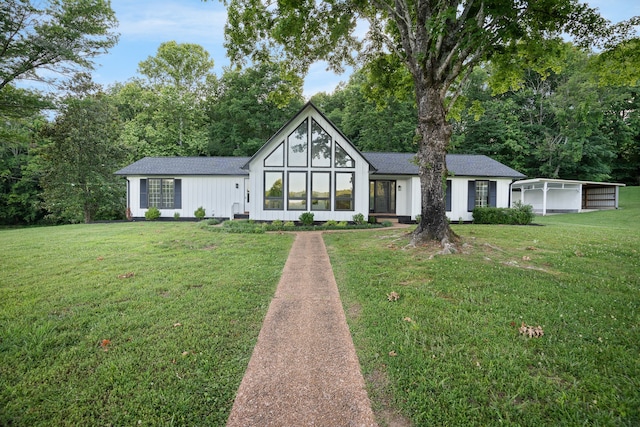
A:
[[370, 180, 396, 213]]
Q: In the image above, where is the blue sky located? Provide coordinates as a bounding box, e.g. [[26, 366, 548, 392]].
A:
[[92, 0, 640, 98]]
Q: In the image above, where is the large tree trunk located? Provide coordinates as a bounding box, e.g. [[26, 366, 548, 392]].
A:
[[411, 83, 457, 246]]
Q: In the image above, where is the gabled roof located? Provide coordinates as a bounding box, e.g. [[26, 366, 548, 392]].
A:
[[114, 156, 249, 176], [242, 101, 373, 171], [363, 152, 526, 179]]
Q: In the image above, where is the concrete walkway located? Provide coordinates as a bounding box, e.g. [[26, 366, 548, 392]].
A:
[[226, 232, 378, 427]]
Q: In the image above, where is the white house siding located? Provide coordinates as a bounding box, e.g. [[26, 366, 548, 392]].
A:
[[405, 177, 515, 222], [127, 175, 246, 219], [248, 106, 370, 222]]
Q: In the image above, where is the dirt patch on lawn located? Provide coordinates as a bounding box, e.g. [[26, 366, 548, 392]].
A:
[[366, 368, 412, 427]]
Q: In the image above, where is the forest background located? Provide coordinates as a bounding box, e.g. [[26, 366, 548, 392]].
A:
[[1, 1, 638, 225]]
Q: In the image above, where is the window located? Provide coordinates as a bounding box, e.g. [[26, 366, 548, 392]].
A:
[[475, 180, 489, 208], [311, 172, 330, 211], [335, 172, 354, 210], [467, 180, 496, 211], [264, 172, 284, 209], [264, 142, 284, 167], [335, 143, 354, 168], [288, 119, 308, 167], [288, 172, 307, 210], [311, 120, 331, 167], [149, 178, 174, 209]]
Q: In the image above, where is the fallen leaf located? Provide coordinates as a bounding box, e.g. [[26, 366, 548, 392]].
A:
[[519, 322, 544, 338], [96, 256, 104, 261], [403, 317, 413, 322], [182, 351, 189, 356], [118, 272, 135, 279], [522, 256, 531, 261], [100, 339, 111, 351], [173, 323, 182, 327], [389, 350, 397, 357], [387, 291, 400, 302]]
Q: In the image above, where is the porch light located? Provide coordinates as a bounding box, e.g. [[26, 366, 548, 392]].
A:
[[398, 185, 402, 191], [235, 183, 239, 189]]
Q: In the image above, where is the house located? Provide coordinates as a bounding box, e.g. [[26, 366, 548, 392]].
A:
[[511, 178, 625, 215], [115, 102, 526, 222]]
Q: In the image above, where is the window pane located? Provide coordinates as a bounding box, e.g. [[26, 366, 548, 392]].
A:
[[148, 178, 161, 207], [475, 180, 489, 208], [288, 119, 308, 167], [264, 142, 284, 167], [265, 172, 283, 197], [311, 172, 330, 197], [311, 172, 330, 211], [335, 172, 354, 211], [288, 172, 307, 198], [311, 120, 331, 167], [162, 179, 174, 209], [264, 172, 284, 210], [288, 199, 307, 210], [335, 143, 354, 168]]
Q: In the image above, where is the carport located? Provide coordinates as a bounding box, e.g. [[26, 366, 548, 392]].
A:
[[511, 178, 625, 216]]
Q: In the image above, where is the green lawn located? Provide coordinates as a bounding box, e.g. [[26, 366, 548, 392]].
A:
[[0, 222, 294, 426], [325, 186, 640, 426], [2, 189, 638, 426]]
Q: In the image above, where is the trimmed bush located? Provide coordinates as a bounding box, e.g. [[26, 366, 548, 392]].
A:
[[299, 212, 314, 226], [325, 220, 338, 227], [145, 207, 160, 221], [473, 202, 534, 225], [352, 213, 365, 225], [194, 206, 206, 220]]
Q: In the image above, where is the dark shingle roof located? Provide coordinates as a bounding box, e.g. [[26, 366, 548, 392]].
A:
[[114, 157, 249, 176], [115, 153, 525, 179], [363, 152, 526, 178]]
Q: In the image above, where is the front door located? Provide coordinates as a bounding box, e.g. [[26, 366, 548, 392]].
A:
[[370, 180, 396, 213]]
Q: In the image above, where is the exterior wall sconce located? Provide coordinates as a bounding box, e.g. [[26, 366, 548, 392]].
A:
[[235, 183, 239, 189], [398, 185, 402, 191]]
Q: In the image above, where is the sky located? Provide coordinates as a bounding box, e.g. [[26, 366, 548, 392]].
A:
[[91, 0, 640, 99]]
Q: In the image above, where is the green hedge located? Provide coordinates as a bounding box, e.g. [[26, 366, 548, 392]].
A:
[[472, 202, 534, 225]]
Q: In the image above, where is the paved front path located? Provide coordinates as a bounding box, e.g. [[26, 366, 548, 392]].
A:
[[226, 232, 378, 427]]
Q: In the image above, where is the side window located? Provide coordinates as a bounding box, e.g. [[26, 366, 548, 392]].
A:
[[264, 172, 284, 209], [335, 172, 354, 211]]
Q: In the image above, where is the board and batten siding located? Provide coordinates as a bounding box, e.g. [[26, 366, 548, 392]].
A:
[[407, 177, 514, 222], [127, 175, 246, 219]]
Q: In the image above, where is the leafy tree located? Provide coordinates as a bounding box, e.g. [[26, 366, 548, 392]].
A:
[[207, 62, 304, 156], [220, 0, 633, 245], [40, 83, 125, 223], [0, 0, 117, 92], [115, 42, 215, 156]]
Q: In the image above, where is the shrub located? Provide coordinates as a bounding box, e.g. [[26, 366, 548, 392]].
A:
[[271, 219, 283, 229], [382, 220, 393, 227], [173, 212, 180, 220], [337, 221, 348, 227], [194, 206, 206, 220], [145, 207, 160, 221], [473, 202, 535, 225], [284, 221, 295, 228], [415, 214, 421, 224], [352, 213, 365, 225], [205, 218, 220, 226], [299, 212, 314, 226], [368, 216, 377, 224], [325, 220, 338, 227]]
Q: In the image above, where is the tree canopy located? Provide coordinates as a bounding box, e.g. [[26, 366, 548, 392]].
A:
[[221, 0, 639, 245]]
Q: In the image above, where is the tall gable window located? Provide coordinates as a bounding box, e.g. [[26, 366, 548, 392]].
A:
[[263, 113, 356, 213], [311, 119, 331, 167], [288, 119, 308, 167]]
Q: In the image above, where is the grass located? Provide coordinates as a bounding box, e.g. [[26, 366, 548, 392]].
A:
[[324, 186, 640, 426], [0, 222, 294, 426]]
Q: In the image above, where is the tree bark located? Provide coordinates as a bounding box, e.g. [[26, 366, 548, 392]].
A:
[[411, 82, 457, 246]]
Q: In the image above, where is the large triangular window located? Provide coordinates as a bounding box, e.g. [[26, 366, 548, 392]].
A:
[[288, 119, 308, 167], [311, 119, 331, 167]]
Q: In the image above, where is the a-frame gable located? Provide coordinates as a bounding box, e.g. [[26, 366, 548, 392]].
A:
[[244, 101, 371, 171]]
